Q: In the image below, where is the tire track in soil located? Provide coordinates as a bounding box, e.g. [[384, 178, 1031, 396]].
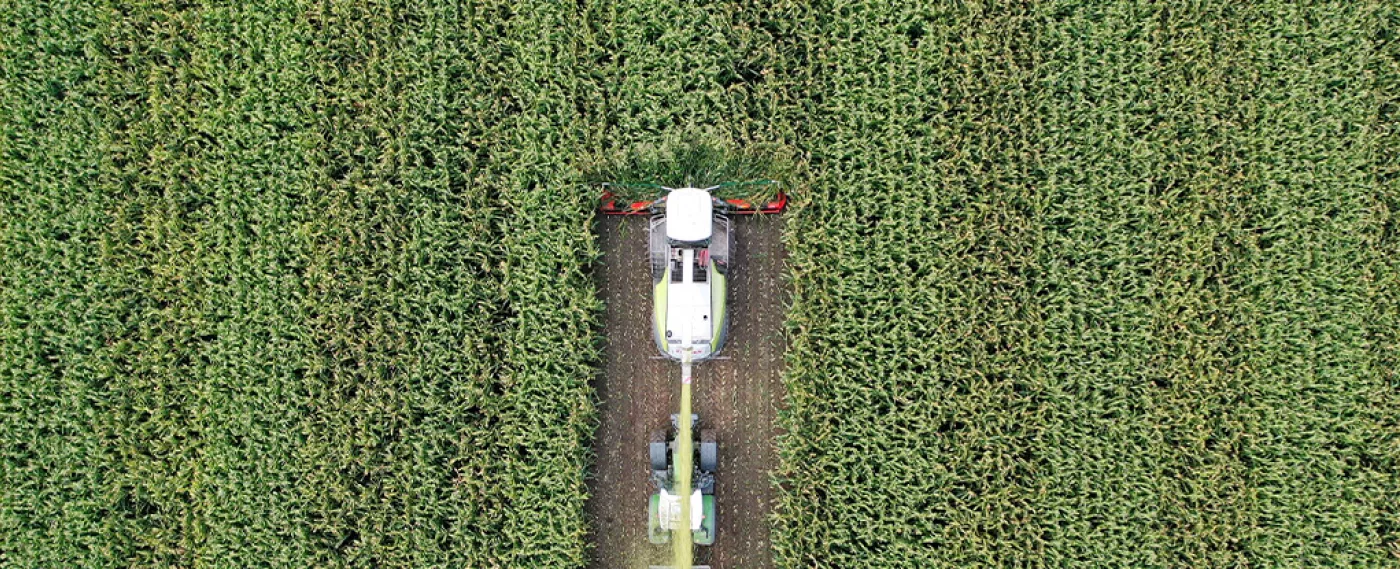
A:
[[588, 215, 786, 569]]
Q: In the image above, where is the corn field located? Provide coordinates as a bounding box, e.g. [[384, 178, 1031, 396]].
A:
[[1, 1, 1397, 568], [1, 1, 600, 566], [775, 2, 1400, 567]]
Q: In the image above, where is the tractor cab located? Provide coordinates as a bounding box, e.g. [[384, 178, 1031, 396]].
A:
[[648, 415, 718, 547], [650, 189, 731, 361]]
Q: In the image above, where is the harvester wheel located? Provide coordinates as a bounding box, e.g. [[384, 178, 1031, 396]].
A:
[[649, 430, 668, 472], [699, 429, 718, 473]]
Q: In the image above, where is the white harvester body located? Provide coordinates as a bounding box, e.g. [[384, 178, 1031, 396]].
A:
[[651, 188, 731, 362]]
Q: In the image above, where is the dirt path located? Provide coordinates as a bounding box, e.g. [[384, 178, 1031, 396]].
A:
[[588, 215, 786, 569]]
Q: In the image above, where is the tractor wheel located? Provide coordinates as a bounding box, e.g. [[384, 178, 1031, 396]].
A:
[[649, 430, 668, 472], [699, 429, 718, 473]]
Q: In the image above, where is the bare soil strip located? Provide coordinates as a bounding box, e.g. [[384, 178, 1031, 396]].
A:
[[588, 216, 786, 569]]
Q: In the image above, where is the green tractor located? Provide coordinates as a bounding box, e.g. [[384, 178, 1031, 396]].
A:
[[647, 414, 718, 546]]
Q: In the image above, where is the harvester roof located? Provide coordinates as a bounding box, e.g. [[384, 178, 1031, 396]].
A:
[[665, 188, 713, 243]]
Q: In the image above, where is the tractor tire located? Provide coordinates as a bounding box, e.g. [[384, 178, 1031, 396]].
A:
[[700, 429, 718, 473], [649, 430, 668, 473]]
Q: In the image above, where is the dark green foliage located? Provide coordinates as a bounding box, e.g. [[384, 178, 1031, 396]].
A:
[[1, 0, 598, 567], [0, 2, 123, 565], [775, 1, 1400, 567], [580, 0, 803, 209], [584, 129, 796, 204], [2, 0, 1398, 567]]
